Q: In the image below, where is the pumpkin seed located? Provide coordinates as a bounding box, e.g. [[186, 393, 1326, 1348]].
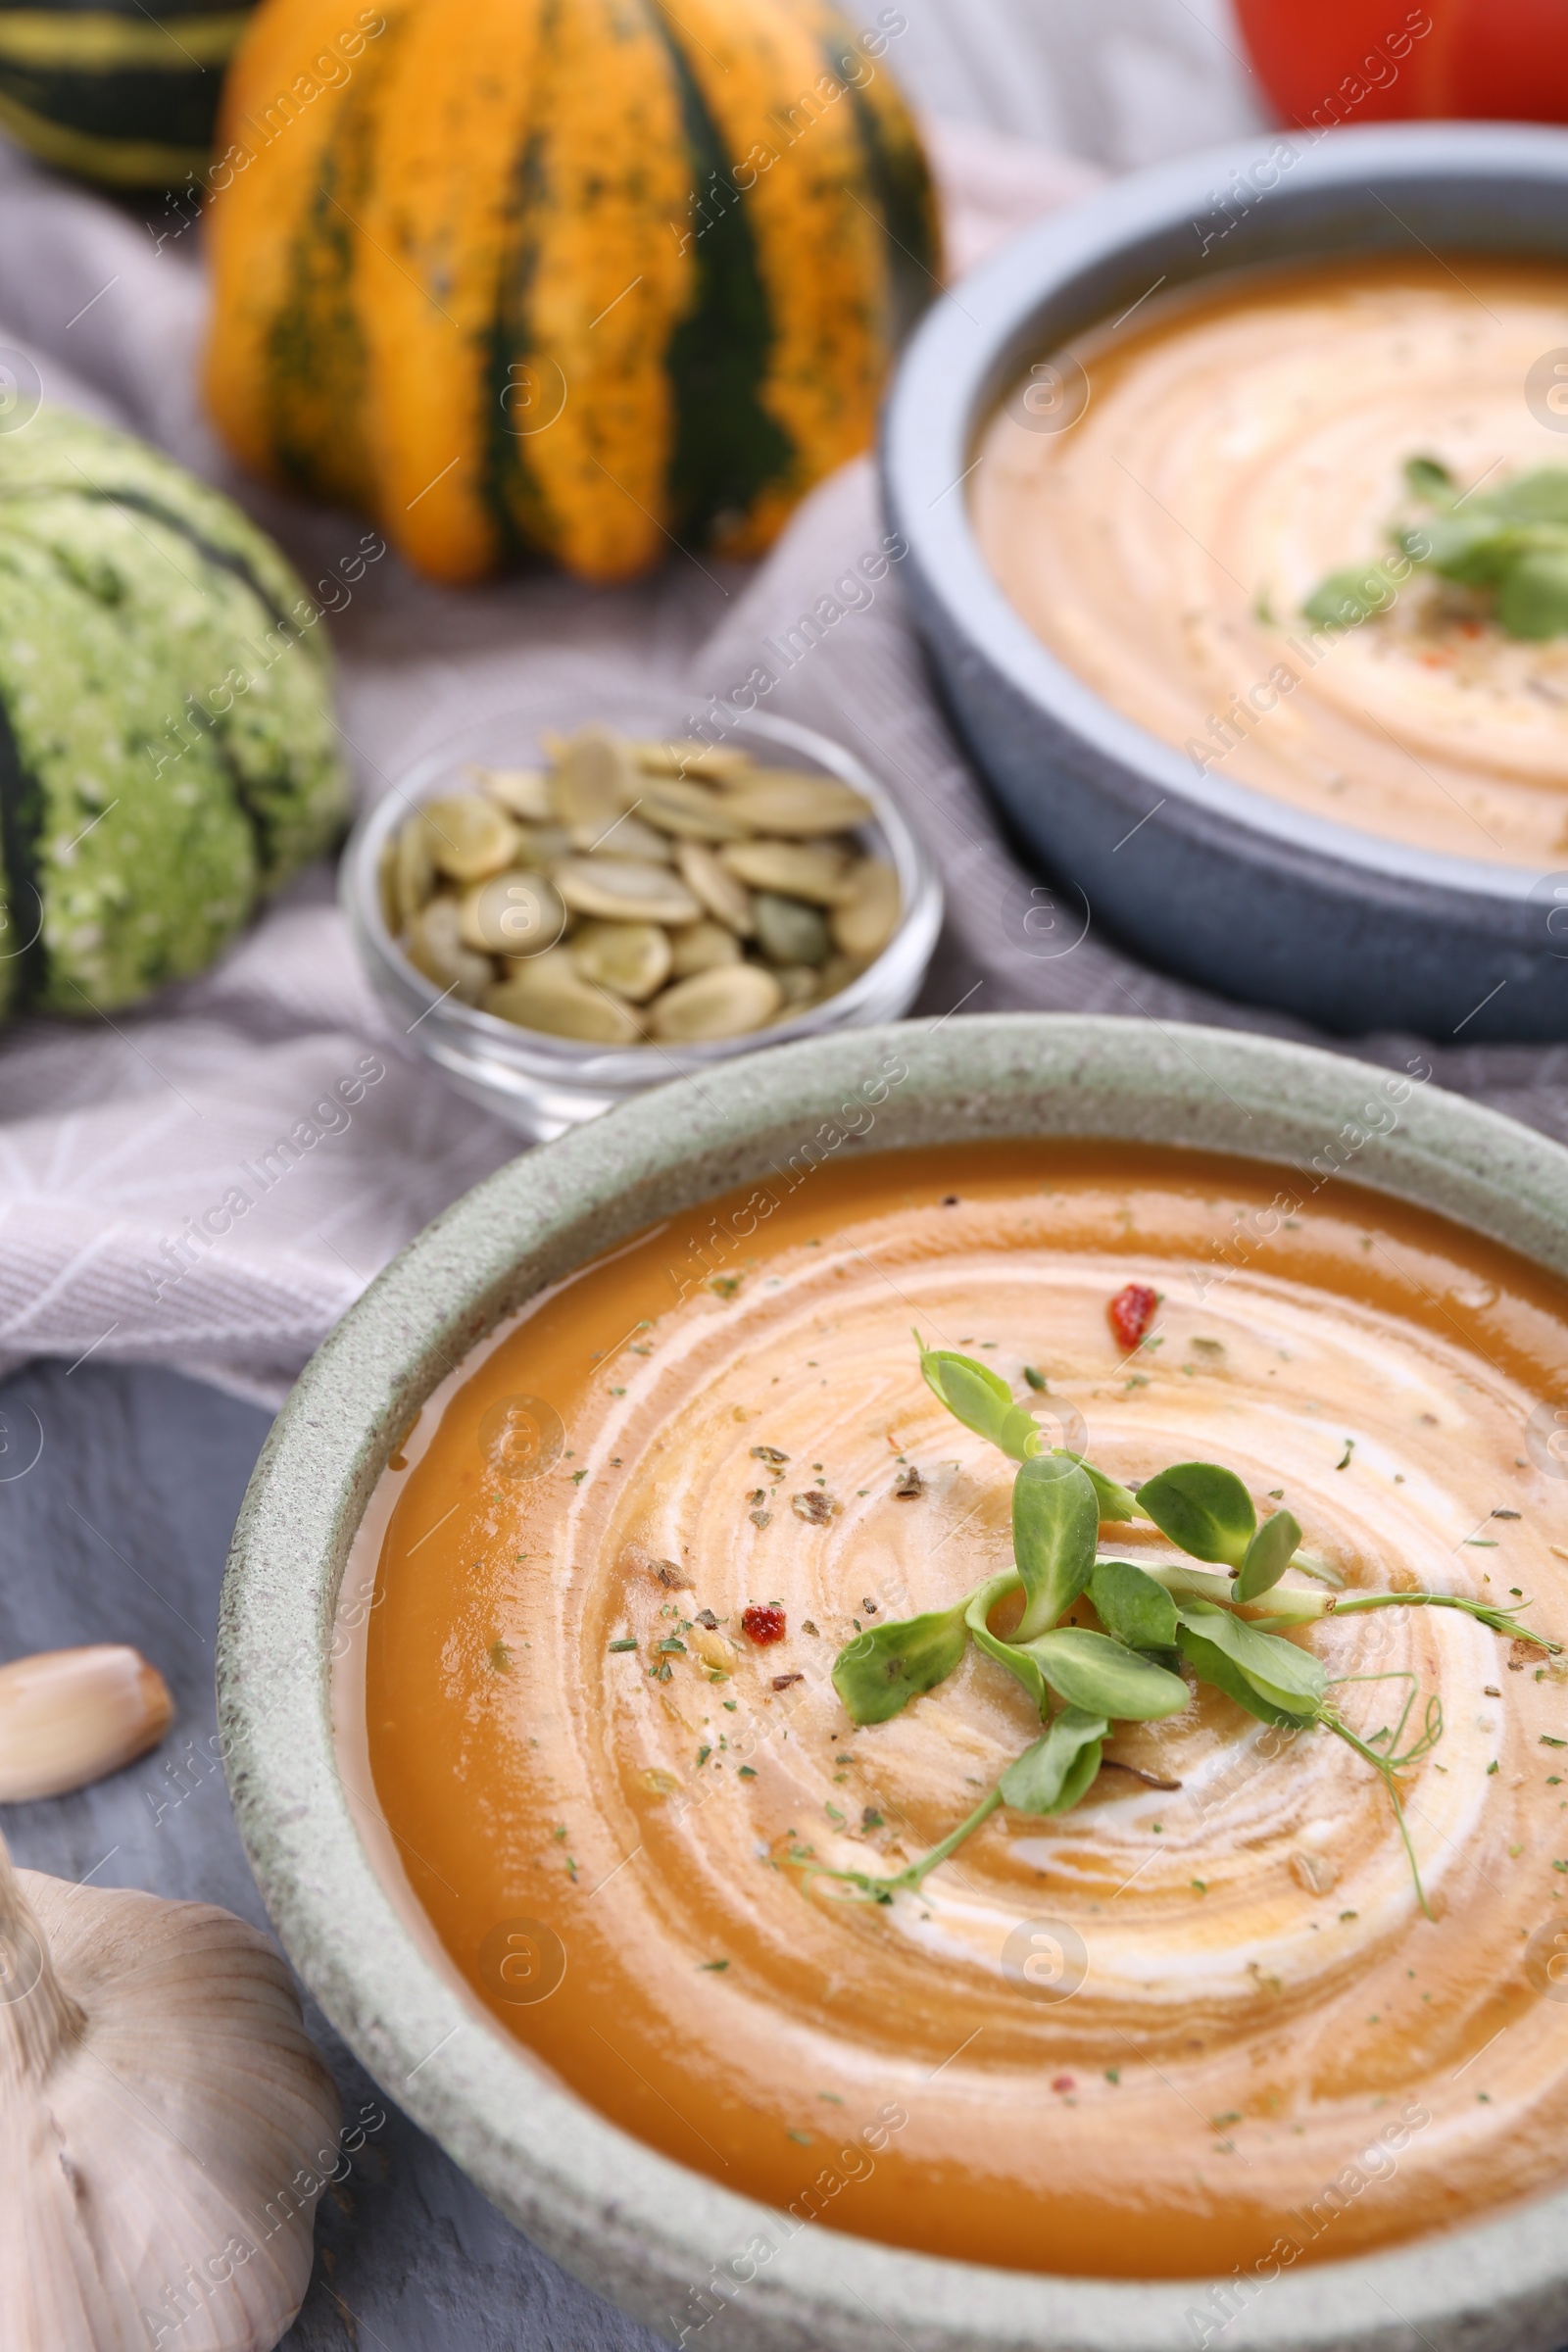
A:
[[570, 919, 671, 1002], [376, 837, 400, 934], [648, 963, 784, 1042], [422, 793, 520, 883], [457, 870, 566, 957], [551, 726, 640, 833], [394, 812, 436, 926], [555, 857, 701, 926], [639, 778, 754, 842], [718, 840, 855, 905], [484, 950, 644, 1044], [772, 963, 820, 1007], [831, 858, 901, 960], [722, 776, 873, 835], [634, 739, 751, 780], [404, 896, 491, 1004], [817, 951, 861, 999], [472, 764, 553, 822], [668, 919, 742, 978], [675, 840, 754, 935], [572, 811, 673, 864], [753, 891, 830, 967], [511, 821, 574, 870]]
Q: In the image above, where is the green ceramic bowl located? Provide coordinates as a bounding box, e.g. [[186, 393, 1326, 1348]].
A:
[[219, 1014, 1568, 2352]]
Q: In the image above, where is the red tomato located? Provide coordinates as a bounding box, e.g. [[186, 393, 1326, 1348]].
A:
[[1235, 0, 1568, 128]]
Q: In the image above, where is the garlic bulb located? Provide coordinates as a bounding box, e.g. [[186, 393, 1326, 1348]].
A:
[[0, 1645, 172, 1801], [0, 1831, 340, 2350]]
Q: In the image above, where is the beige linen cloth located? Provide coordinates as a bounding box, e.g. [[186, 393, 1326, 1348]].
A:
[[0, 122, 1566, 1407]]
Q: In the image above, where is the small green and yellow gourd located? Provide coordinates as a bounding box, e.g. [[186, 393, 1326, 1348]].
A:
[[0, 406, 346, 1019]]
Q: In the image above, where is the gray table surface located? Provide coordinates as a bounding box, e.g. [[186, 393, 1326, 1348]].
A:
[[0, 1355, 666, 2352]]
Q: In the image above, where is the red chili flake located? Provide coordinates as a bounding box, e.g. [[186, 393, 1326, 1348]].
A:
[[1108, 1282, 1158, 1351], [742, 1604, 787, 1645], [1052, 2074, 1075, 2094]]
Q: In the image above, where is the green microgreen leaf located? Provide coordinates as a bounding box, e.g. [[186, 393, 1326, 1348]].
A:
[[1496, 549, 1568, 640], [1403, 454, 1455, 505], [965, 1571, 1048, 1714], [1301, 562, 1403, 627], [1308, 459, 1568, 641], [1012, 1453, 1100, 1640], [1088, 1558, 1179, 1650], [916, 1334, 1040, 1462], [1235, 1506, 1302, 1601], [831, 1598, 969, 1726], [1478, 467, 1568, 524], [1175, 1623, 1304, 1727], [1174, 1599, 1326, 1717], [1137, 1461, 1256, 1568], [999, 1708, 1107, 1815], [1025, 1626, 1191, 1720]]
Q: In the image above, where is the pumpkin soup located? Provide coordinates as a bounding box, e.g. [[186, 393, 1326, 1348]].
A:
[[972, 257, 1568, 866], [361, 1140, 1568, 2278]]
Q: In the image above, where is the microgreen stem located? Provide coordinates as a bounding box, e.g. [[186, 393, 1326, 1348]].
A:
[[802, 1787, 1004, 1905], [1319, 1672, 1443, 1921], [1332, 1591, 1556, 1648]]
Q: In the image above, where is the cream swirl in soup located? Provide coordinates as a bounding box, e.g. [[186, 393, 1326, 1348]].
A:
[[366, 1143, 1568, 2278], [972, 259, 1568, 865]]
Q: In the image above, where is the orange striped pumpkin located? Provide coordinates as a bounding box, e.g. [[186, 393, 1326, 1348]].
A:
[[203, 0, 939, 584]]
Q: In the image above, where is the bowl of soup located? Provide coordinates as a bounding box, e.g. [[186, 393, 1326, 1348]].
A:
[[219, 1011, 1568, 2351], [882, 122, 1568, 1041]]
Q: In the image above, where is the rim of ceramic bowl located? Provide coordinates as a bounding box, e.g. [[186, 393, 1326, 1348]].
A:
[[342, 703, 944, 1117], [882, 119, 1568, 918], [220, 1013, 1568, 2352]]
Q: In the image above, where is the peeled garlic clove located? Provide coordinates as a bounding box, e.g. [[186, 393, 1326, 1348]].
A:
[[551, 726, 640, 831], [668, 918, 742, 978], [0, 1645, 172, 1803], [831, 857, 901, 960], [421, 793, 520, 882], [0, 1829, 340, 2352], [457, 870, 566, 957], [485, 950, 645, 1044], [554, 857, 701, 927], [569, 919, 671, 1002], [674, 840, 754, 936], [717, 840, 855, 905], [721, 775, 873, 835], [648, 962, 783, 1042]]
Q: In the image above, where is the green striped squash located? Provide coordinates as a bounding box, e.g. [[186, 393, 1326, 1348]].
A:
[[0, 406, 347, 1020], [0, 0, 254, 188], [206, 0, 940, 585]]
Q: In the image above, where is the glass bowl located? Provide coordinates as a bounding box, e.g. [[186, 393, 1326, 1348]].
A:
[[342, 697, 944, 1139]]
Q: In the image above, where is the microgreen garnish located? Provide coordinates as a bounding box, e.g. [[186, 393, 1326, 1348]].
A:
[[1304, 456, 1568, 640], [804, 1340, 1560, 1918]]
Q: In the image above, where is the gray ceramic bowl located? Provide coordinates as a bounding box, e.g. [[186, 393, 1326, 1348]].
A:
[[883, 123, 1568, 1043], [220, 1013, 1568, 2352]]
